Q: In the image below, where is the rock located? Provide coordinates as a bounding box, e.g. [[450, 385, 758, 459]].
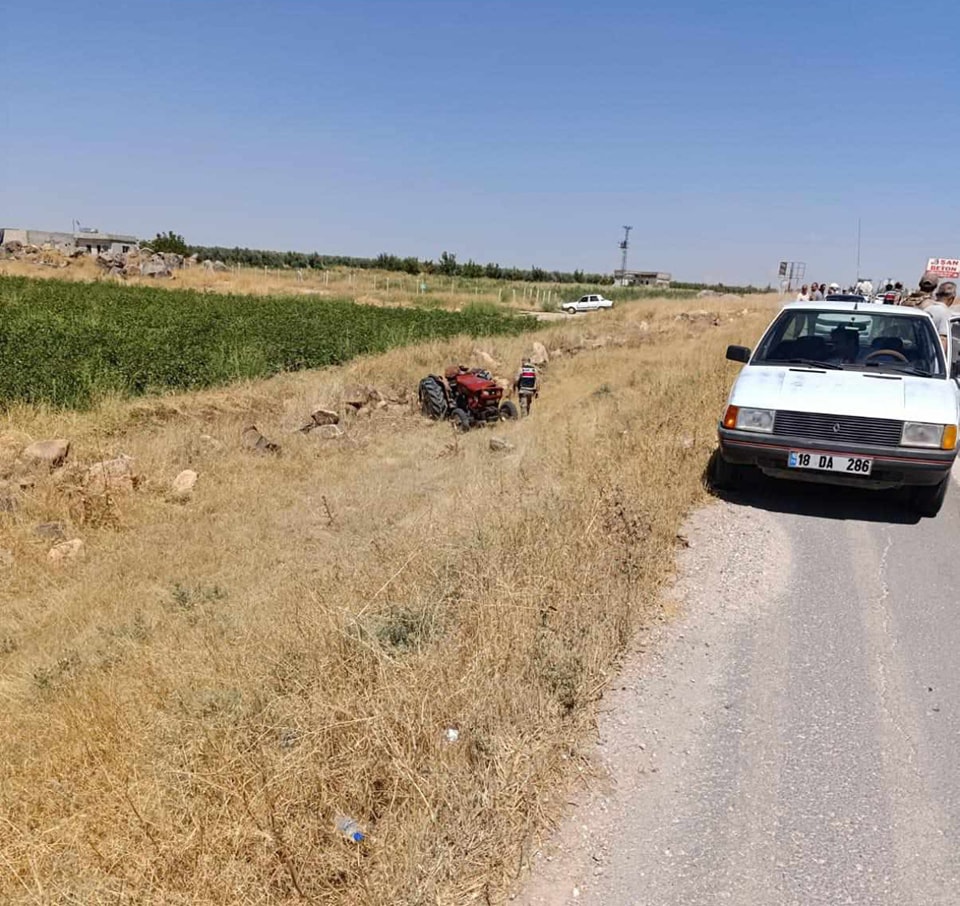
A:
[[242, 425, 281, 455], [48, 539, 85, 563], [638, 320, 650, 332], [489, 437, 515, 452], [529, 341, 549, 366], [342, 385, 376, 409], [677, 309, 712, 322], [474, 350, 501, 369], [85, 454, 137, 494], [162, 252, 184, 269], [22, 439, 71, 469], [212, 260, 229, 272], [584, 336, 608, 349], [314, 424, 344, 439], [140, 254, 172, 278], [34, 522, 66, 541], [95, 250, 125, 271], [170, 469, 198, 500], [202, 259, 214, 272], [310, 407, 340, 427]]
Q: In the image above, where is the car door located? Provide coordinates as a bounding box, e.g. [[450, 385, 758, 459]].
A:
[[586, 294, 599, 311], [950, 316, 960, 382]]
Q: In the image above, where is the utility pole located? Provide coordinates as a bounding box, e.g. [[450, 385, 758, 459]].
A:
[[856, 217, 862, 282], [619, 225, 632, 284]]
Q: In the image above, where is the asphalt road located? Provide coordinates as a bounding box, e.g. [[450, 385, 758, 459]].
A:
[[516, 470, 960, 906]]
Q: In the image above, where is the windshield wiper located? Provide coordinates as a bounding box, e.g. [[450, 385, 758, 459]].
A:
[[883, 364, 935, 377], [763, 357, 844, 371]]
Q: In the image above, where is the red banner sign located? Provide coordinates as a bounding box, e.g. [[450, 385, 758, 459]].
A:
[[926, 257, 960, 278]]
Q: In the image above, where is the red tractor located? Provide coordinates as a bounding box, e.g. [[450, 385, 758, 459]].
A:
[[418, 366, 518, 430]]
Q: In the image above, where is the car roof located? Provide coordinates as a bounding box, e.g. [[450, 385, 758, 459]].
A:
[[781, 300, 929, 317]]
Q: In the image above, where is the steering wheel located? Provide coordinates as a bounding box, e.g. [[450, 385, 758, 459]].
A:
[[864, 348, 908, 363]]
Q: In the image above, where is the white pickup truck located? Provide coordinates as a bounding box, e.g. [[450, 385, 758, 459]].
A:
[[562, 294, 614, 314]]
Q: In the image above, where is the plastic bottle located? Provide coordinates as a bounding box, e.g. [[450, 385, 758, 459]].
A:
[[335, 815, 365, 842]]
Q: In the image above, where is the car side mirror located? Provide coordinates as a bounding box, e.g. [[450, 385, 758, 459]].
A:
[[726, 345, 751, 364]]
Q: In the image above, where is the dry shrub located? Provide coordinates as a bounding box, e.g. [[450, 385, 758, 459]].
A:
[[0, 299, 777, 903]]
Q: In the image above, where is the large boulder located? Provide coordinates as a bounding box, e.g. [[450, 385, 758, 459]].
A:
[[95, 250, 125, 270], [48, 538, 85, 564], [242, 425, 281, 455], [140, 254, 172, 278], [528, 341, 549, 366], [310, 407, 340, 426], [23, 439, 71, 469], [85, 454, 137, 494], [212, 260, 229, 272], [473, 350, 501, 370], [170, 469, 198, 501]]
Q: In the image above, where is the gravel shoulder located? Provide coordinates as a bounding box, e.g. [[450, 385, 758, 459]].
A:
[[513, 501, 791, 905], [514, 473, 960, 905]]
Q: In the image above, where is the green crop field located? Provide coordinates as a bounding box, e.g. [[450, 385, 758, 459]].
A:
[[0, 276, 535, 409]]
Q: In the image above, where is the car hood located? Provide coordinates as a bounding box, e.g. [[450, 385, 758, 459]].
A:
[[730, 365, 959, 423]]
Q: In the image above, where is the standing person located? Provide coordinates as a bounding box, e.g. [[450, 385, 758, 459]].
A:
[[922, 280, 956, 353], [811, 282, 824, 301], [796, 284, 810, 302], [903, 271, 939, 308], [514, 357, 540, 416]]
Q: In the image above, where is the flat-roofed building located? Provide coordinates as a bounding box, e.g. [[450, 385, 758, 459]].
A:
[[0, 227, 138, 255], [613, 269, 672, 287]]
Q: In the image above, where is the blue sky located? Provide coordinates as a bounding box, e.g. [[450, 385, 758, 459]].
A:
[[1, 0, 958, 285]]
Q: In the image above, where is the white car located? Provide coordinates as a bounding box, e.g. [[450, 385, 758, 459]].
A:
[[713, 300, 959, 516], [562, 294, 614, 314]]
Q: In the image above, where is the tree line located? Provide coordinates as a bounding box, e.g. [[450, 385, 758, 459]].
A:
[[144, 232, 767, 292]]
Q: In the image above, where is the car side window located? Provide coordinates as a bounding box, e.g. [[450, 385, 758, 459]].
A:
[[951, 322, 960, 369]]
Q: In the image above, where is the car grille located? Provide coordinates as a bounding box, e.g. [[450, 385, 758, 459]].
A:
[[773, 410, 903, 447]]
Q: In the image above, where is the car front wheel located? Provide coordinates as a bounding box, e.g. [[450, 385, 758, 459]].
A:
[[911, 475, 949, 518], [709, 449, 745, 491]]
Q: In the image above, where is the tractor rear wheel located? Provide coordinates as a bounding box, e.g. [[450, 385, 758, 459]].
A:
[[451, 408, 472, 432], [418, 376, 448, 421], [499, 400, 519, 420]]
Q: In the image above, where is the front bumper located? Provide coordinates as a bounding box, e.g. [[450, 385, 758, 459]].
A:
[[718, 425, 956, 489]]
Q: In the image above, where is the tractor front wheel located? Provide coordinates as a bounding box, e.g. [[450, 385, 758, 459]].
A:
[[499, 400, 519, 420], [451, 408, 472, 432]]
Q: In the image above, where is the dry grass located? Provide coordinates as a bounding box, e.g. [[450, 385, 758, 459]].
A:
[[0, 296, 778, 904]]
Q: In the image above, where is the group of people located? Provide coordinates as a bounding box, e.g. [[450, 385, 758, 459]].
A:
[[795, 270, 958, 351], [795, 282, 838, 301], [901, 271, 957, 351]]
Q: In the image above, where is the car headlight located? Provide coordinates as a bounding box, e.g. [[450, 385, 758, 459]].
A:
[[729, 406, 776, 433], [900, 422, 954, 449]]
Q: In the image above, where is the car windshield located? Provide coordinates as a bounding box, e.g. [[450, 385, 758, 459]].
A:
[[753, 308, 945, 377]]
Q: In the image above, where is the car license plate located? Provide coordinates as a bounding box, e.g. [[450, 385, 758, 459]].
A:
[[788, 450, 873, 475]]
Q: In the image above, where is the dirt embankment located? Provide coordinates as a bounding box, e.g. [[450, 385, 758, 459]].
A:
[[0, 297, 776, 904]]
